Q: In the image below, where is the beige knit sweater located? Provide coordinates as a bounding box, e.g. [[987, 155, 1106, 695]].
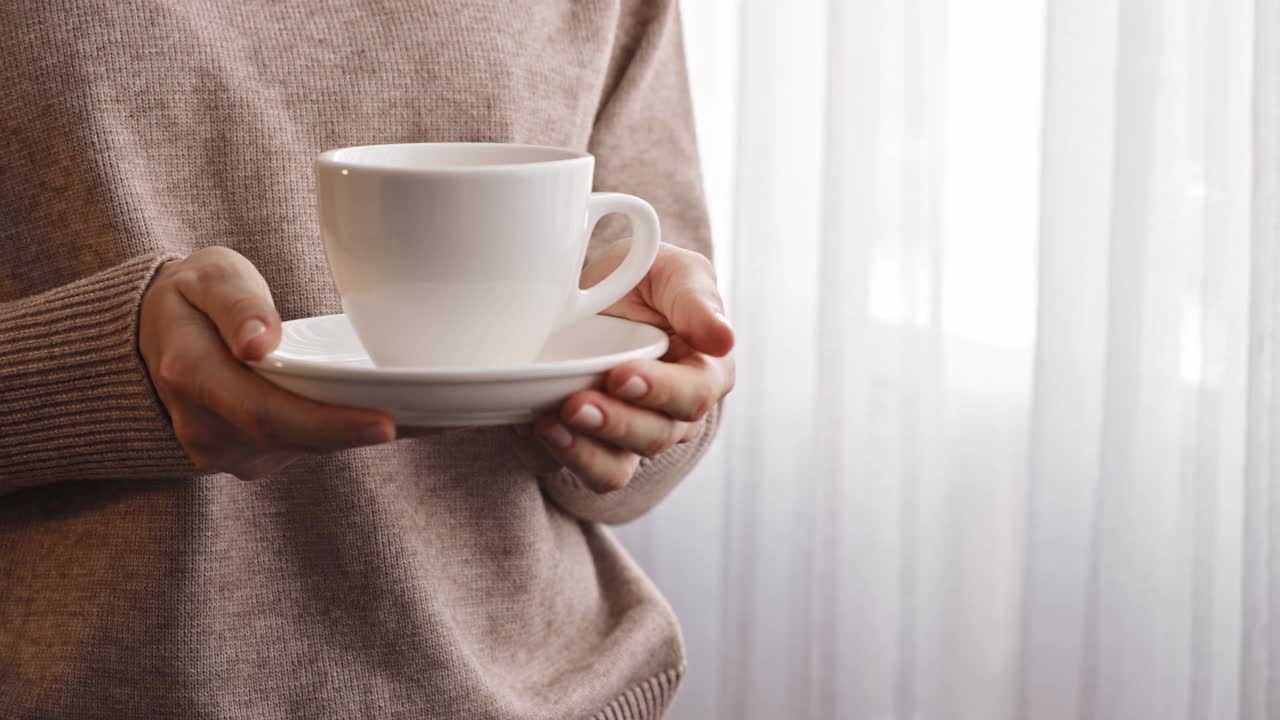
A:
[[0, 2, 718, 718]]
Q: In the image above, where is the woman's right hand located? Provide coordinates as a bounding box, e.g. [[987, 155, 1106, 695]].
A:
[[138, 246, 398, 480]]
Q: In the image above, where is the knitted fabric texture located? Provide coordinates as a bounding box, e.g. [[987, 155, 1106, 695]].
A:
[[0, 1, 715, 717]]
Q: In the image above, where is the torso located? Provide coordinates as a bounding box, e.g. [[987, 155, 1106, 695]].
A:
[[0, 3, 683, 717]]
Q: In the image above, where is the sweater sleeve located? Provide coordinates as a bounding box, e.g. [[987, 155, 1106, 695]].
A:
[[0, 253, 195, 494], [540, 0, 723, 525]]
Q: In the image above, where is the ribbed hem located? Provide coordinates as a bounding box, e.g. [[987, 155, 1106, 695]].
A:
[[0, 253, 194, 491], [588, 667, 683, 720]]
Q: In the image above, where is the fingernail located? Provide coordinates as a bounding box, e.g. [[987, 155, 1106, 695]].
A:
[[357, 423, 395, 446], [713, 310, 733, 329], [617, 376, 649, 400], [539, 423, 574, 449], [570, 403, 604, 430], [238, 319, 267, 351]]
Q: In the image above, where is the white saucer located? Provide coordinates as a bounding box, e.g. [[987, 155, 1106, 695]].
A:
[[248, 314, 669, 427]]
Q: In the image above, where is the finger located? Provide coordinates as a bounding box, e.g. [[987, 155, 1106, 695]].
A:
[[648, 247, 735, 357], [167, 396, 307, 479], [679, 419, 705, 444], [170, 247, 282, 361], [604, 353, 734, 422], [560, 390, 689, 458], [204, 362, 396, 453], [533, 415, 640, 493]]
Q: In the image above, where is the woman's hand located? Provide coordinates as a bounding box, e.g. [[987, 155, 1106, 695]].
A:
[[139, 247, 398, 480], [517, 242, 736, 492]]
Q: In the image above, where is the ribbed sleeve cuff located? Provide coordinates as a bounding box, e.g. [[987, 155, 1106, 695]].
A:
[[0, 253, 194, 491], [540, 402, 722, 526], [589, 667, 683, 720]]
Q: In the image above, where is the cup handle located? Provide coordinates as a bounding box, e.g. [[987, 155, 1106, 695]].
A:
[[556, 192, 661, 329]]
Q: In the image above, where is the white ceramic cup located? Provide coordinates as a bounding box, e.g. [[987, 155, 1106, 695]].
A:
[[315, 143, 661, 368]]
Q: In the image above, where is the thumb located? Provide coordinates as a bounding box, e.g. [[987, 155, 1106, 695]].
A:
[[170, 247, 282, 361], [652, 249, 735, 357]]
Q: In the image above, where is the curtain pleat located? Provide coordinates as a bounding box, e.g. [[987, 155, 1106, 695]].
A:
[[1019, 2, 1117, 718], [1244, 0, 1279, 717]]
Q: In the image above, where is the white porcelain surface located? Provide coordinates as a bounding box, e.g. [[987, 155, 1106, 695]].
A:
[[248, 314, 669, 427], [316, 142, 661, 368]]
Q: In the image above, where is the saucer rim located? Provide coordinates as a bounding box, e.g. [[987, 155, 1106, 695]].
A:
[[247, 314, 670, 384]]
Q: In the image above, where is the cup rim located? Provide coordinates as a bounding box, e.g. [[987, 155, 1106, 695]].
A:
[[315, 142, 592, 175]]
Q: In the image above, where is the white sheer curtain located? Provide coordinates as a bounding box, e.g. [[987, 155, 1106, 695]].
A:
[[617, 0, 1279, 718]]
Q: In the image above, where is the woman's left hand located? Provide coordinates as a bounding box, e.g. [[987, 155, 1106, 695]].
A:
[[514, 241, 736, 492]]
